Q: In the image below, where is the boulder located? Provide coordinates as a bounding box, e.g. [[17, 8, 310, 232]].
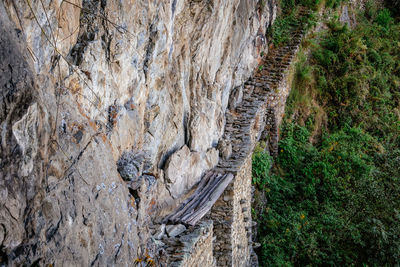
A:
[[164, 145, 219, 199]]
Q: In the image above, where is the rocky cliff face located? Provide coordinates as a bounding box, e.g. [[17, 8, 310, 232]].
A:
[[0, 0, 276, 265]]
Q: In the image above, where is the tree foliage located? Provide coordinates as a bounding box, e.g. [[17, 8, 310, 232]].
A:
[[254, 4, 400, 266]]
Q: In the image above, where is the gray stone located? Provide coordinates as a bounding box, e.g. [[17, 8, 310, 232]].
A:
[[166, 224, 187, 238], [12, 103, 39, 177], [253, 243, 261, 249], [228, 85, 244, 110], [217, 137, 232, 160], [153, 239, 165, 247], [117, 151, 145, 181], [164, 145, 219, 199], [223, 195, 234, 201], [154, 224, 166, 240]]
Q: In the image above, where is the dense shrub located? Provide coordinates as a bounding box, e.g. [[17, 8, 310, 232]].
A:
[[254, 5, 400, 266], [269, 0, 321, 47], [281, 0, 322, 11], [254, 125, 400, 266]]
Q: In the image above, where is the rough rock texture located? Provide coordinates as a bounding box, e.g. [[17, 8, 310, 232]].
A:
[[164, 145, 219, 199], [161, 220, 216, 267], [0, 0, 277, 265], [0, 3, 45, 259]]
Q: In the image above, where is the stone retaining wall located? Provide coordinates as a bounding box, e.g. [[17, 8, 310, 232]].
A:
[[231, 155, 253, 266], [208, 154, 253, 266], [162, 221, 216, 267]]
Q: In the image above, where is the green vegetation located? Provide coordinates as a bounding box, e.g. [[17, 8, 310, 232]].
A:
[[268, 0, 333, 47], [253, 3, 400, 266], [280, 0, 322, 11]]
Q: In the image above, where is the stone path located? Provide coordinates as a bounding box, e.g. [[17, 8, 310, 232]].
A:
[[161, 7, 310, 266]]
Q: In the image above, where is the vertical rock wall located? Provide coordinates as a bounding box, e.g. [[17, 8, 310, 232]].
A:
[[0, 0, 277, 265]]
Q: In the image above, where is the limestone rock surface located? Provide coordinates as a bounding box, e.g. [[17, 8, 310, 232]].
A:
[[0, 0, 277, 264], [164, 145, 219, 199]]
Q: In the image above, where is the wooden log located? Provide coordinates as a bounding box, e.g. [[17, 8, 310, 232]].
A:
[[195, 174, 231, 209], [181, 175, 227, 223], [170, 172, 222, 223], [170, 172, 219, 222], [182, 173, 234, 225], [164, 171, 216, 223], [179, 174, 223, 222]]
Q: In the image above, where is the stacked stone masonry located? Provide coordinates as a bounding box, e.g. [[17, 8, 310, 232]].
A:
[[162, 8, 310, 267], [162, 221, 216, 267]]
